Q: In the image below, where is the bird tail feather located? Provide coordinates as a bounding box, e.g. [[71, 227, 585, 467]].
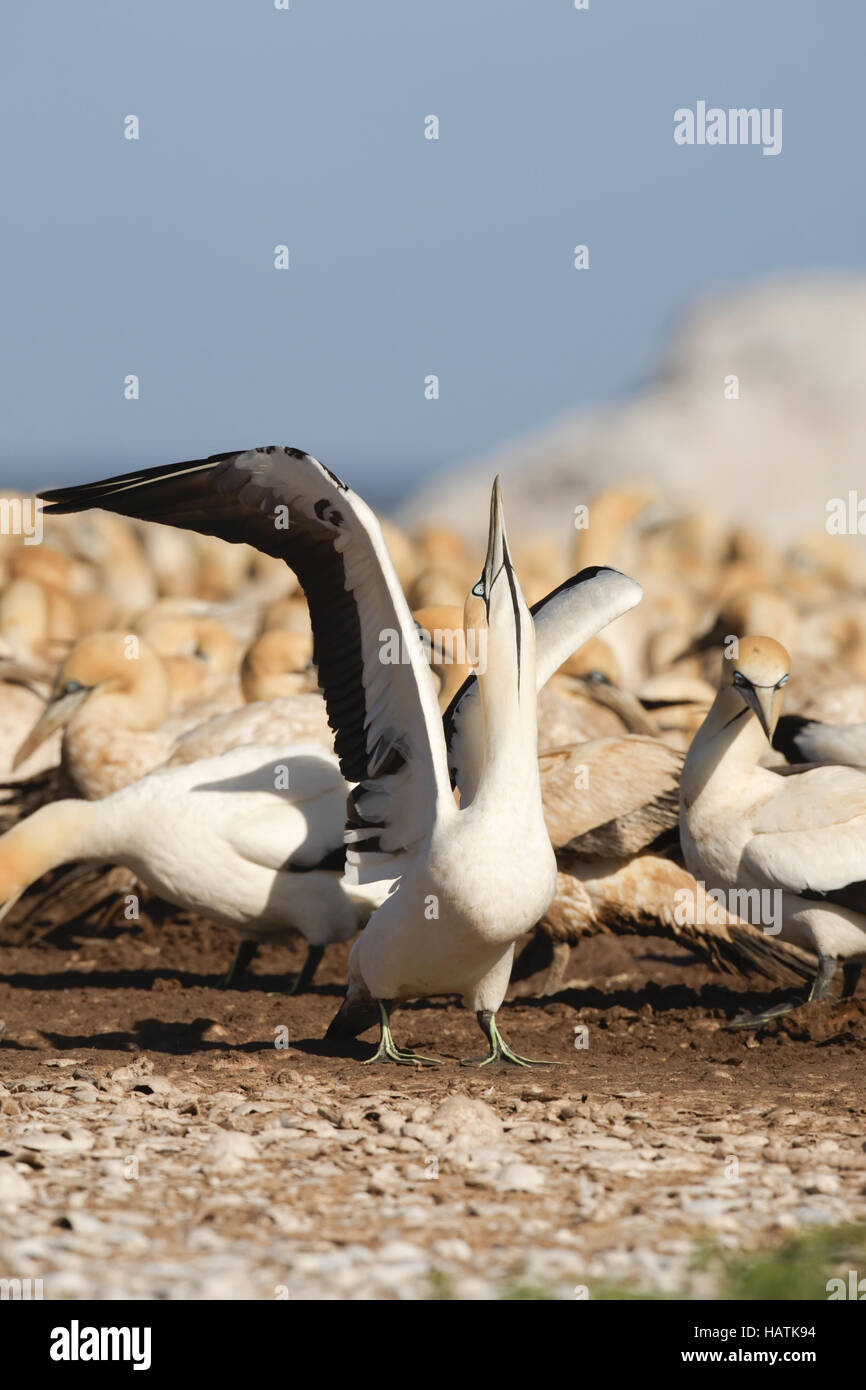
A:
[[325, 992, 379, 1040]]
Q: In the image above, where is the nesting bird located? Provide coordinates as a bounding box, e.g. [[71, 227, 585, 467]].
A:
[[680, 636, 866, 1025], [12, 631, 175, 798]]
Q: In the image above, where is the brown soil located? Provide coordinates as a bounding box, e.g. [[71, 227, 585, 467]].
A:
[[2, 915, 865, 1301], [1, 917, 864, 1092]]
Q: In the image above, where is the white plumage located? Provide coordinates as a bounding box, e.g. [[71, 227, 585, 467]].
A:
[[680, 635, 866, 1024], [0, 744, 375, 967]]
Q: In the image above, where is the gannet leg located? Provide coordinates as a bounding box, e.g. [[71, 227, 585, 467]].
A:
[[460, 1010, 559, 1068], [363, 1000, 443, 1067], [266, 944, 326, 996], [219, 938, 259, 989], [284, 944, 325, 995], [541, 943, 572, 996], [729, 954, 839, 1028], [842, 963, 862, 998], [728, 996, 804, 1029], [808, 954, 838, 1002]]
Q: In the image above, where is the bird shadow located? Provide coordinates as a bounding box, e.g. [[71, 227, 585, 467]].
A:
[[516, 980, 803, 1019], [0, 967, 343, 995], [289, 1036, 375, 1060], [39, 1017, 279, 1056], [230, 974, 345, 998]]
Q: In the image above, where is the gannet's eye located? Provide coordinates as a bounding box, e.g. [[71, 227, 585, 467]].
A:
[[471, 579, 486, 597], [732, 671, 747, 687], [586, 670, 610, 685], [63, 680, 85, 695], [776, 674, 789, 688]]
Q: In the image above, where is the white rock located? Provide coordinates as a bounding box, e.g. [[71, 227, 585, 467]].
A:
[[110, 1059, 154, 1086], [805, 1173, 841, 1196], [367, 1163, 401, 1194], [378, 1240, 427, 1265], [17, 1129, 94, 1155], [430, 1096, 503, 1143], [201, 1129, 259, 1173], [401, 278, 866, 555], [432, 1238, 472, 1262], [495, 1163, 546, 1193], [0, 1164, 32, 1201], [372, 1108, 405, 1136]]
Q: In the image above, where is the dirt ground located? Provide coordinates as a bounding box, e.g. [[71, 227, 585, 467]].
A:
[[1, 915, 865, 1300]]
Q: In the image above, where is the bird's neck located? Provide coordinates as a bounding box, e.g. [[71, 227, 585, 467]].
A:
[[681, 689, 769, 807], [472, 648, 541, 809], [0, 801, 100, 903]]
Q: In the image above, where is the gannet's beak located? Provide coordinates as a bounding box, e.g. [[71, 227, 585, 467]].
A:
[[465, 476, 519, 677], [482, 475, 510, 595], [739, 684, 777, 743], [12, 686, 91, 769]]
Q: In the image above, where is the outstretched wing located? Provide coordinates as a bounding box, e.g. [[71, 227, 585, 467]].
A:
[[443, 566, 643, 804], [41, 447, 454, 879]]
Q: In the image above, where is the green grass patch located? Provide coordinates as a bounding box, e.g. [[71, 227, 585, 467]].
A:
[[426, 1224, 866, 1300]]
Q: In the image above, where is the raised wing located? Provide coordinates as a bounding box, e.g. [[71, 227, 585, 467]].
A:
[[443, 566, 643, 803], [41, 447, 454, 879]]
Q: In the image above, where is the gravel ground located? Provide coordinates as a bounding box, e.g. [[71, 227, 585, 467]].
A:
[[1, 925, 865, 1300]]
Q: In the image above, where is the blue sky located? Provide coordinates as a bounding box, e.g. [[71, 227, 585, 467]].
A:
[[1, 0, 862, 504]]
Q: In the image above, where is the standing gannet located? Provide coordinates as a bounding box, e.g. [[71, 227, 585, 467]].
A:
[[328, 475, 559, 1065], [680, 636, 866, 1025], [40, 448, 642, 1065], [0, 743, 375, 986]]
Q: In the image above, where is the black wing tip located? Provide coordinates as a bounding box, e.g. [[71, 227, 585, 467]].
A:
[[772, 713, 814, 763], [38, 446, 347, 514], [324, 995, 379, 1040], [38, 452, 234, 510]]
